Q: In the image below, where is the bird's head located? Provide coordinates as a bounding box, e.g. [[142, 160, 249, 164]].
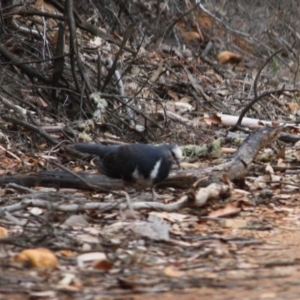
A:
[[168, 144, 182, 169]]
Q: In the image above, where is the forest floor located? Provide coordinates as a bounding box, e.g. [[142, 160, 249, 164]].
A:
[[1, 1, 300, 299]]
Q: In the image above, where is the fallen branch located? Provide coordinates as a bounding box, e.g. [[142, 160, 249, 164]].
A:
[[0, 127, 283, 212]]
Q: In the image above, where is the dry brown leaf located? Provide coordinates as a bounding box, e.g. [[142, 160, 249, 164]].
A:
[[167, 90, 179, 101], [0, 226, 8, 238], [13, 248, 58, 269], [288, 102, 299, 114], [77, 234, 99, 244], [36, 143, 47, 151], [179, 96, 192, 103], [221, 147, 236, 154], [181, 31, 202, 41], [175, 101, 193, 112], [251, 175, 269, 190], [34, 0, 56, 12], [221, 218, 248, 229], [209, 203, 241, 218], [150, 60, 163, 82], [197, 11, 213, 28], [150, 212, 192, 223], [180, 162, 201, 168], [163, 266, 184, 278], [203, 113, 222, 125], [93, 259, 113, 271], [77, 252, 109, 269], [217, 51, 243, 64], [51, 30, 59, 44], [260, 292, 277, 299], [64, 215, 89, 226], [59, 250, 74, 257], [277, 158, 287, 167]]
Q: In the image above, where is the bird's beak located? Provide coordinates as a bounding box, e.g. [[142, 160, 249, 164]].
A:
[[175, 158, 181, 169], [170, 145, 182, 170]]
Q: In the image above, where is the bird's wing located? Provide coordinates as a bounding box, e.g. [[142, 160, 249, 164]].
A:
[[99, 146, 137, 180], [129, 145, 173, 181]]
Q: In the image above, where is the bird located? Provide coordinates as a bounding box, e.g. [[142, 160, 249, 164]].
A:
[[73, 143, 182, 198]]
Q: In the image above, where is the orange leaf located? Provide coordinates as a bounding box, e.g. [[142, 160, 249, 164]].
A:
[[13, 248, 58, 269], [217, 51, 243, 64], [181, 31, 201, 41], [0, 227, 8, 238]]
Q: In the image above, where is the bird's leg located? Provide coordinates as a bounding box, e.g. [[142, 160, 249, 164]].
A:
[[151, 186, 165, 201], [120, 191, 136, 218], [152, 185, 175, 201]]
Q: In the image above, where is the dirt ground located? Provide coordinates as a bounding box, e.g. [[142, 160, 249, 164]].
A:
[[133, 227, 300, 300]]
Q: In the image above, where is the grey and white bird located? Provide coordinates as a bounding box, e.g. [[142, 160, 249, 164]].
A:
[[73, 143, 182, 195]]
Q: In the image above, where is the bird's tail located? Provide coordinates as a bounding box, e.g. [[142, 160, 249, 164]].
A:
[[73, 143, 119, 158]]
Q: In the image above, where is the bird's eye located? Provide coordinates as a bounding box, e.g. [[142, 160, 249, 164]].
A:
[[170, 148, 182, 169], [170, 146, 182, 161]]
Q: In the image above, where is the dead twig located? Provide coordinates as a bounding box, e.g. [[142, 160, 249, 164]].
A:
[[231, 49, 284, 131]]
